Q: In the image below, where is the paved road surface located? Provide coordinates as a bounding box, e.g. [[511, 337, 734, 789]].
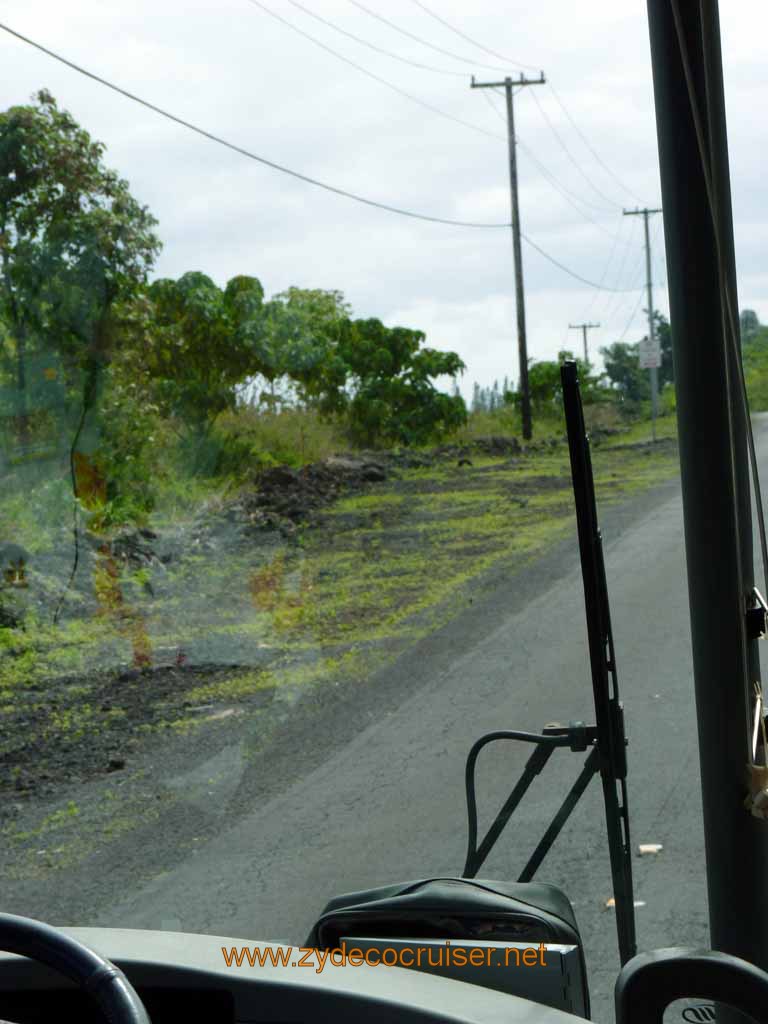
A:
[[20, 420, 768, 1021]]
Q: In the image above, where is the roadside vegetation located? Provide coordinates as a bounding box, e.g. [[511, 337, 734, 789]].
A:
[[0, 88, 763, 860]]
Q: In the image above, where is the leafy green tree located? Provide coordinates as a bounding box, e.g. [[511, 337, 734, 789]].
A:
[[654, 311, 674, 388], [601, 341, 648, 401], [523, 350, 595, 409], [601, 311, 673, 402], [0, 90, 160, 441], [341, 318, 466, 446], [144, 272, 269, 431], [260, 287, 351, 409], [260, 291, 465, 446]]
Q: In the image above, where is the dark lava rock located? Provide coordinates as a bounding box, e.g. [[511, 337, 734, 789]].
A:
[[261, 466, 300, 489], [471, 436, 522, 456], [360, 464, 387, 482]]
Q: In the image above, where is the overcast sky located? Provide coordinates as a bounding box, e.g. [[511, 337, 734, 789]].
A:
[[2, 1, 767, 397]]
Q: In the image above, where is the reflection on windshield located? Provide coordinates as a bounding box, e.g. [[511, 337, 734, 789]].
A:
[[0, 81, 716, 1022]]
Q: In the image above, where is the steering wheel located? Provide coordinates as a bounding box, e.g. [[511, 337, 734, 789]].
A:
[[0, 912, 151, 1024]]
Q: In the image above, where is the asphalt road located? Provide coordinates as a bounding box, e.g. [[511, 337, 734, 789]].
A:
[[16, 420, 768, 1021]]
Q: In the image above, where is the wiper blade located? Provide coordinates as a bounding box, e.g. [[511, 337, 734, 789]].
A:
[[561, 359, 636, 965], [461, 360, 637, 966]]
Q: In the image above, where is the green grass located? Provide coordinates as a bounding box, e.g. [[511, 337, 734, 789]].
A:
[[603, 411, 678, 446], [0, 400, 682, 723], [185, 441, 680, 707]]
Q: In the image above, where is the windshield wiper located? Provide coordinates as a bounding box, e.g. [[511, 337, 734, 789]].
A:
[[461, 358, 637, 966]]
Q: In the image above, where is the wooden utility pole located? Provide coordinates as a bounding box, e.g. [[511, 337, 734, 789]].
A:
[[471, 72, 545, 440], [623, 206, 662, 440], [568, 322, 600, 365]]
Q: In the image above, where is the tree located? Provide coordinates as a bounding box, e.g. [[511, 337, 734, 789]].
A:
[[654, 311, 674, 388], [341, 318, 466, 447], [527, 360, 563, 408], [601, 310, 674, 402], [260, 292, 466, 446], [0, 90, 160, 441], [523, 350, 595, 409], [600, 341, 648, 401], [144, 272, 269, 431], [741, 309, 761, 344], [261, 287, 352, 410]]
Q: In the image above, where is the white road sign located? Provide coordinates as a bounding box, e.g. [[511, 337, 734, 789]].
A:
[[639, 336, 661, 369]]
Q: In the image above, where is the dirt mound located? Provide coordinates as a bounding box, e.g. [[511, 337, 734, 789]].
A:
[[245, 456, 389, 531]]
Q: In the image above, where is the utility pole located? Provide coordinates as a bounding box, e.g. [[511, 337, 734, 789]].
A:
[[623, 206, 662, 440], [472, 72, 545, 441], [647, 0, 768, 1010], [568, 322, 600, 365]]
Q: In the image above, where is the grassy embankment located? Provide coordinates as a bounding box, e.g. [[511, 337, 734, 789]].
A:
[[0, 404, 679, 737], [0, 403, 681, 876]]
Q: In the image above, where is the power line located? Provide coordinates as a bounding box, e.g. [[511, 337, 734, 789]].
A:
[[284, 0, 466, 77], [618, 288, 645, 341], [525, 87, 623, 210], [347, 0, 510, 74], [521, 232, 633, 291], [547, 82, 645, 205], [601, 248, 646, 326], [481, 87, 508, 125], [0, 20, 639, 294], [251, 0, 628, 238], [580, 215, 630, 322], [254, 2, 621, 237], [517, 138, 619, 235], [602, 219, 663, 332], [409, 0, 540, 72], [247, 0, 505, 144], [380, 0, 645, 216], [596, 217, 646, 322], [0, 20, 506, 228], [483, 88, 617, 231]]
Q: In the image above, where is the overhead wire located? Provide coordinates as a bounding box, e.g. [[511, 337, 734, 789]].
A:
[[396, 0, 641, 216], [258, 2, 623, 242], [579, 216, 630, 324], [347, 0, 510, 74], [524, 87, 624, 211], [547, 82, 646, 206], [617, 288, 645, 341], [597, 218, 644, 323], [606, 217, 662, 346], [408, 0, 540, 72], [0, 19, 507, 228], [481, 87, 508, 125], [251, 6, 622, 245], [517, 139, 619, 235], [0, 19, 638, 295], [283, 0, 467, 77], [246, 0, 505, 144], [522, 233, 633, 291], [601, 249, 646, 328], [481, 88, 618, 233]]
